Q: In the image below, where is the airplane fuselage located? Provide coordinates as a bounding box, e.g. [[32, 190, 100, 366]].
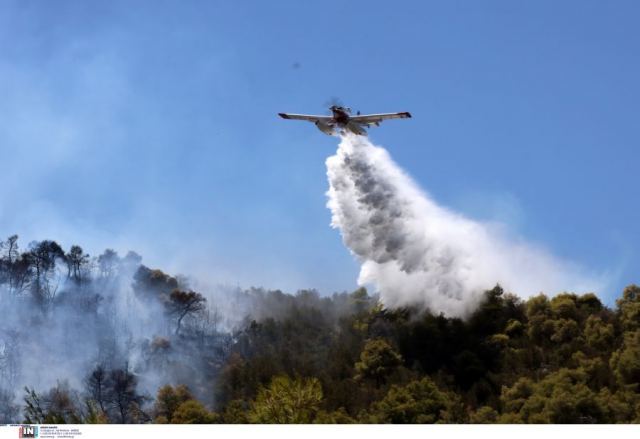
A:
[[329, 106, 367, 135], [331, 107, 350, 125]]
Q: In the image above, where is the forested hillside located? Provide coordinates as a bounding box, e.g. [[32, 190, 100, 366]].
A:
[[1, 235, 639, 423]]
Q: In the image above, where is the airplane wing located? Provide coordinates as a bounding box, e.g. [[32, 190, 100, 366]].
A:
[[349, 112, 412, 125], [278, 113, 333, 122]]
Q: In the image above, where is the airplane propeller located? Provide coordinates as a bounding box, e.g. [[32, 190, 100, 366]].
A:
[[324, 97, 360, 115], [324, 97, 345, 112]]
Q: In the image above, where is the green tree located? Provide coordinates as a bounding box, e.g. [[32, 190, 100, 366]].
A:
[[84, 365, 109, 418], [26, 240, 65, 306], [470, 406, 499, 423], [23, 387, 46, 424], [365, 377, 460, 423], [172, 400, 218, 424], [526, 294, 555, 346], [617, 285, 640, 332], [576, 293, 604, 315], [165, 289, 206, 335], [153, 385, 194, 423], [219, 399, 249, 424], [132, 266, 179, 299], [97, 249, 120, 279], [550, 294, 578, 320], [354, 338, 403, 386], [610, 330, 640, 389], [584, 316, 615, 352], [313, 408, 356, 424], [551, 319, 580, 344], [350, 287, 372, 315], [23, 383, 83, 424], [248, 376, 323, 423], [107, 369, 146, 423], [84, 400, 109, 424], [500, 369, 612, 423]]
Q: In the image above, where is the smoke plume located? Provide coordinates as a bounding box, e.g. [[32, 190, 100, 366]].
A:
[[326, 135, 602, 316]]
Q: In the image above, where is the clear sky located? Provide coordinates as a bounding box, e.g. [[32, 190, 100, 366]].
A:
[[0, 1, 638, 303]]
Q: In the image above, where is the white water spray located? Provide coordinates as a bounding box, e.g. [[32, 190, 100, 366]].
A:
[[326, 135, 602, 316]]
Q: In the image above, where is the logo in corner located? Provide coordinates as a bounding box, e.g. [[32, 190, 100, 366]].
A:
[[18, 425, 38, 438]]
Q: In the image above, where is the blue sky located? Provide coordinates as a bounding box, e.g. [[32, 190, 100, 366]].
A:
[[0, 1, 638, 303]]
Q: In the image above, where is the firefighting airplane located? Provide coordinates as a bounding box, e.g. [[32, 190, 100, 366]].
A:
[[278, 105, 411, 136]]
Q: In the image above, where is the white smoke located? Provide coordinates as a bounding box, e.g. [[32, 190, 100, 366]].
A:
[[326, 135, 603, 317]]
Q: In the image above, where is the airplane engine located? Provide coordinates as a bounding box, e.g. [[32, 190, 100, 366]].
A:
[[315, 120, 334, 135]]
